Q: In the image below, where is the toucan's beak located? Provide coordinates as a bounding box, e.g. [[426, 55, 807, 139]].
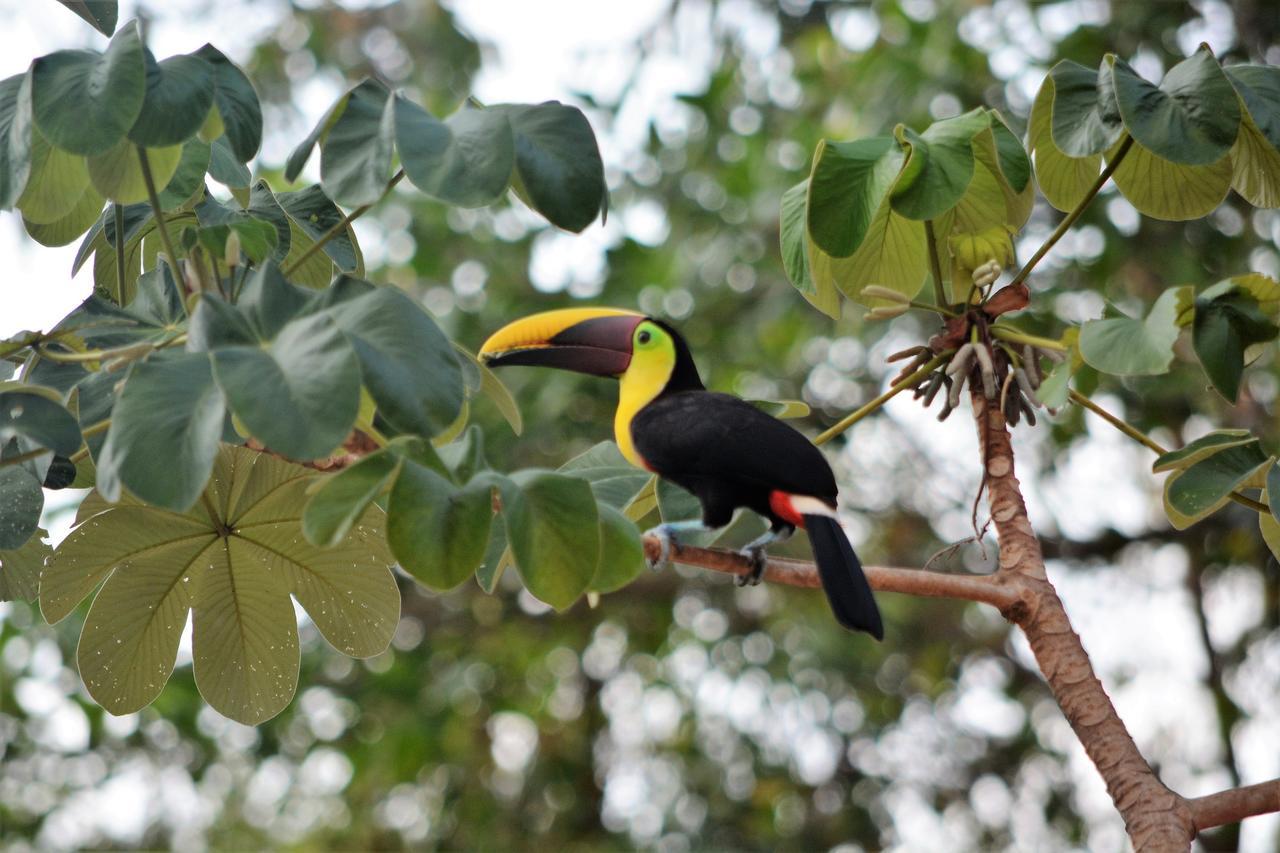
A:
[[479, 308, 645, 378]]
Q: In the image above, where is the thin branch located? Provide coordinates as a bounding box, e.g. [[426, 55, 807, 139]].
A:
[[814, 353, 949, 446], [0, 447, 53, 469], [1010, 133, 1135, 287], [640, 536, 1020, 610], [112, 203, 126, 305], [1190, 778, 1280, 831], [924, 219, 948, 307], [281, 169, 406, 277], [1070, 389, 1270, 514], [136, 145, 182, 289]]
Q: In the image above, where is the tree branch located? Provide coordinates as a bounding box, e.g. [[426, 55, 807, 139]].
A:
[[968, 387, 1197, 851], [1190, 778, 1280, 832], [639, 536, 1019, 609]]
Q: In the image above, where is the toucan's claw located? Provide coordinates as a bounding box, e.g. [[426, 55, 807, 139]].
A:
[[738, 546, 768, 587], [645, 524, 676, 572]]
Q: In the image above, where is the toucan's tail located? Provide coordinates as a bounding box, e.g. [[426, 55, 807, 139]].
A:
[[804, 514, 884, 640]]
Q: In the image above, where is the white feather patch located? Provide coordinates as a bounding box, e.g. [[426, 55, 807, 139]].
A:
[[790, 495, 837, 517]]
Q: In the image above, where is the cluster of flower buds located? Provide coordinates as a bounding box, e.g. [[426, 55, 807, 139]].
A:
[[894, 338, 1062, 425]]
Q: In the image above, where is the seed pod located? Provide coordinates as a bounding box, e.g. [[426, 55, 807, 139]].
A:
[[893, 353, 929, 385], [923, 372, 947, 406], [1004, 388, 1022, 426], [1022, 345, 1041, 386], [887, 345, 928, 363], [1021, 395, 1038, 426], [861, 285, 912, 304], [937, 397, 954, 421], [864, 303, 910, 321], [973, 343, 997, 398], [946, 343, 976, 378], [947, 364, 968, 409], [1014, 367, 1042, 407]]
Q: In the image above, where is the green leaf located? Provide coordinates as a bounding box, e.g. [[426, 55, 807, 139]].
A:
[[1109, 48, 1239, 167], [210, 312, 360, 460], [494, 101, 607, 232], [389, 464, 494, 591], [208, 136, 251, 187], [809, 197, 927, 305], [1153, 429, 1255, 472], [0, 465, 43, 550], [988, 110, 1032, 193], [96, 352, 226, 511], [17, 130, 91, 223], [1260, 495, 1280, 562], [87, 138, 183, 205], [44, 446, 396, 724], [285, 92, 349, 183], [1028, 69, 1102, 212], [128, 52, 216, 147], [558, 441, 652, 509], [56, 1, 118, 35], [318, 279, 465, 438], [23, 183, 103, 247], [0, 528, 49, 602], [1193, 284, 1279, 401], [394, 96, 514, 208], [155, 139, 211, 209], [1079, 287, 1182, 376], [277, 184, 361, 274], [1225, 65, 1280, 208], [0, 72, 34, 210], [0, 391, 82, 456], [475, 520, 511, 593], [302, 448, 400, 547], [591, 504, 645, 594], [31, 21, 146, 156], [806, 135, 903, 257], [748, 398, 811, 419], [780, 180, 839, 318], [320, 79, 395, 207], [194, 45, 262, 163], [1047, 59, 1123, 157], [458, 345, 523, 434], [498, 471, 599, 610], [890, 109, 990, 221], [1163, 441, 1272, 529], [1267, 463, 1280, 526]]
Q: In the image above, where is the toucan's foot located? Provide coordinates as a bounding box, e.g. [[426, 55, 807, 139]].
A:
[[737, 546, 768, 587], [644, 523, 678, 572]]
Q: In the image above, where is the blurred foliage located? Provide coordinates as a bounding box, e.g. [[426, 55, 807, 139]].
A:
[[3, 1, 1280, 851]]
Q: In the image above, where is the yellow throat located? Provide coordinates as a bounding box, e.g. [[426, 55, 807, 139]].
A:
[[614, 322, 677, 469]]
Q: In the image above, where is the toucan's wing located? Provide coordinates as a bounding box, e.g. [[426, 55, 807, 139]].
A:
[[631, 391, 837, 500]]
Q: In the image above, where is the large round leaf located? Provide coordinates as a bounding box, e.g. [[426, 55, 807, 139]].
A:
[[211, 313, 361, 460], [780, 180, 838, 318], [96, 351, 226, 511], [1028, 71, 1102, 212], [22, 183, 103, 247], [389, 464, 494, 591], [1109, 49, 1239, 167], [17, 131, 90, 224], [87, 138, 183, 205], [320, 79, 395, 207], [1226, 65, 1280, 209], [302, 447, 400, 547], [128, 52, 217, 147], [277, 184, 361, 274], [591, 504, 645, 594], [0, 391, 82, 456], [494, 101, 607, 232], [0, 528, 49, 602], [193, 45, 262, 162], [1108, 136, 1232, 221], [0, 72, 34, 210], [395, 95, 514, 208], [497, 470, 600, 610], [0, 465, 43, 550], [30, 21, 146, 156], [889, 109, 989, 221], [809, 196, 927, 305], [1079, 287, 1182, 376], [1047, 59, 1123, 157], [806, 135, 903, 258]]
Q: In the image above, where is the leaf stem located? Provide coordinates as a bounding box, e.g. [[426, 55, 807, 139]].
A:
[[990, 325, 1067, 352], [1069, 389, 1270, 514], [909, 299, 958, 318], [815, 353, 949, 445], [112, 203, 126, 305], [135, 145, 183, 293], [924, 219, 948, 308], [0, 447, 52, 469], [1010, 134, 1134, 286], [281, 169, 406, 277]]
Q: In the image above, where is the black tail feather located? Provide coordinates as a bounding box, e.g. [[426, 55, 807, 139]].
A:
[[804, 514, 884, 640]]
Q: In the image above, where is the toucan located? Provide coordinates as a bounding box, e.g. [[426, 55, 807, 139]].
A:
[[478, 308, 883, 639]]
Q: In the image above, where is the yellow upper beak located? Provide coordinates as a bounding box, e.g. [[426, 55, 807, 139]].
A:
[[479, 307, 643, 358]]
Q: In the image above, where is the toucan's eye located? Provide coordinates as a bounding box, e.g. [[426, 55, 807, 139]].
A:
[[638, 330, 652, 345]]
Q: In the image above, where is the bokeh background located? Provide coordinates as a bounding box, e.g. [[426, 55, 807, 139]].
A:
[[2, 1, 1279, 850]]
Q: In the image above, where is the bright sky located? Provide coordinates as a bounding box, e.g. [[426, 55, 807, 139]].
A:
[[1, 2, 1276, 850]]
